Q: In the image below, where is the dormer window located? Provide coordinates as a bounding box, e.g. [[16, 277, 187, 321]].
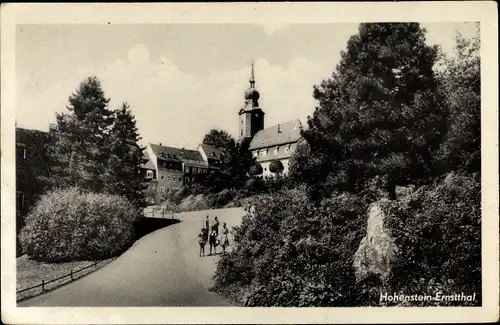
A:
[[146, 170, 153, 178]]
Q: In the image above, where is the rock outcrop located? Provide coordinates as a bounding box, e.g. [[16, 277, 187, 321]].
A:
[[353, 199, 398, 283]]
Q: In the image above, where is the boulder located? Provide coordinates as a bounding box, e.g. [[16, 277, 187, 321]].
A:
[[353, 199, 398, 283]]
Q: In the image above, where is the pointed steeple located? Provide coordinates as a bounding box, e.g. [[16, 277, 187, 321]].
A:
[[249, 60, 255, 88]]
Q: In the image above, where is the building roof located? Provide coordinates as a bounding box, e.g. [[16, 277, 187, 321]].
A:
[[140, 152, 156, 170], [198, 144, 226, 160], [149, 143, 208, 167], [249, 119, 303, 150]]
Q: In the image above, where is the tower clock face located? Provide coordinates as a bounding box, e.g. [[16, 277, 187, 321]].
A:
[[255, 113, 259, 118]]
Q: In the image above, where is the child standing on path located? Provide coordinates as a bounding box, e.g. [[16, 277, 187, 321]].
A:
[[208, 226, 218, 256], [198, 228, 208, 257]]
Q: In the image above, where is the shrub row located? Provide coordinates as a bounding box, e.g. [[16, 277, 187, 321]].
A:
[[383, 171, 481, 306], [212, 185, 371, 306], [213, 172, 481, 307], [19, 187, 141, 262]]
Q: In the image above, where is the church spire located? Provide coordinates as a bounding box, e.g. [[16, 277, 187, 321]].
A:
[[249, 60, 255, 88]]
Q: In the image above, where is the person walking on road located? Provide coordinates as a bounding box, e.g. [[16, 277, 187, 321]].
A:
[[221, 222, 229, 254], [213, 216, 220, 236], [204, 215, 210, 231]]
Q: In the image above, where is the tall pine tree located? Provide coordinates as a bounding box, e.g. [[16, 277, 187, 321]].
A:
[[105, 102, 147, 207], [301, 23, 447, 199], [47, 76, 113, 192]]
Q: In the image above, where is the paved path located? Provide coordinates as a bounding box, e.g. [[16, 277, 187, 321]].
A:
[[19, 207, 245, 307]]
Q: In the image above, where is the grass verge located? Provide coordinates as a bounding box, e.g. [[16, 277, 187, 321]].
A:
[[17, 254, 115, 301]]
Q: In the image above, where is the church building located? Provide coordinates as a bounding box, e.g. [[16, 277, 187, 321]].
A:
[[238, 63, 304, 178]]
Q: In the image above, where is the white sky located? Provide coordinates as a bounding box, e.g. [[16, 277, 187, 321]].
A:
[[16, 22, 478, 149]]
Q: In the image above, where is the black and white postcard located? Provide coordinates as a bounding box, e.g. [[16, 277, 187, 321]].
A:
[[1, 2, 498, 324]]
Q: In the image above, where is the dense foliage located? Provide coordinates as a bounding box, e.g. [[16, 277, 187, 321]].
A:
[[45, 77, 147, 208], [47, 77, 114, 192], [214, 23, 481, 307], [19, 187, 141, 262], [104, 102, 147, 207], [268, 160, 284, 175], [384, 172, 481, 306], [202, 129, 235, 150], [435, 26, 480, 174], [300, 23, 447, 199], [213, 187, 370, 306]]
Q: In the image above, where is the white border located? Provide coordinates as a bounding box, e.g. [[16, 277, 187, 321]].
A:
[[1, 2, 498, 324]]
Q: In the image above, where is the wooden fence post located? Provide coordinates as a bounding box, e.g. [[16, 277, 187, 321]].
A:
[[94, 261, 97, 268], [70, 269, 73, 281], [41, 279, 45, 293]]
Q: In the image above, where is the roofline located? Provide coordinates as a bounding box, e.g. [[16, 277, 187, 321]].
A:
[[249, 138, 303, 151]]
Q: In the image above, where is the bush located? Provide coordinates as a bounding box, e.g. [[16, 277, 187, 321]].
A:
[[213, 186, 369, 306], [209, 189, 236, 208], [384, 171, 481, 305], [19, 187, 141, 262]]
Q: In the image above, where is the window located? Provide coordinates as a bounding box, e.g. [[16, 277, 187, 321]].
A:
[[146, 170, 153, 178], [160, 187, 165, 193], [264, 167, 267, 171], [253, 151, 258, 157], [193, 168, 197, 175], [161, 175, 164, 180], [240, 129, 243, 136], [285, 145, 291, 152], [167, 176, 171, 180], [179, 177, 182, 181], [274, 147, 279, 155]]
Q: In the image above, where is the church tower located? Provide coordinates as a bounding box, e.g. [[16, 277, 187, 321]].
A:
[[238, 61, 265, 141]]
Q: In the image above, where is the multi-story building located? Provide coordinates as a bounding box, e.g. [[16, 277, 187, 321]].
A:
[[249, 119, 304, 177], [197, 144, 226, 170], [238, 63, 304, 178], [144, 142, 226, 204]]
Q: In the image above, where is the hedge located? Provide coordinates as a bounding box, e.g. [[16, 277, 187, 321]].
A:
[[19, 187, 141, 262]]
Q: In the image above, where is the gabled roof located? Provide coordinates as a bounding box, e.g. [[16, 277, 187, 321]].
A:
[[140, 152, 156, 170], [199, 144, 226, 160], [150, 143, 205, 163], [249, 119, 303, 150]]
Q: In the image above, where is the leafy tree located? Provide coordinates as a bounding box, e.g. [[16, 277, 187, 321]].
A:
[[224, 137, 256, 188], [435, 24, 480, 174], [202, 129, 235, 149], [47, 76, 114, 192], [249, 163, 263, 176], [269, 160, 284, 175], [104, 102, 148, 207], [302, 23, 447, 199]]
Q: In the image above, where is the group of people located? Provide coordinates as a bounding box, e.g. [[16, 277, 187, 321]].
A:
[[198, 215, 229, 257]]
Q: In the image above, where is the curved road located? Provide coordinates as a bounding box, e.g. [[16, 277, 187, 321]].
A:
[[19, 207, 245, 307]]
